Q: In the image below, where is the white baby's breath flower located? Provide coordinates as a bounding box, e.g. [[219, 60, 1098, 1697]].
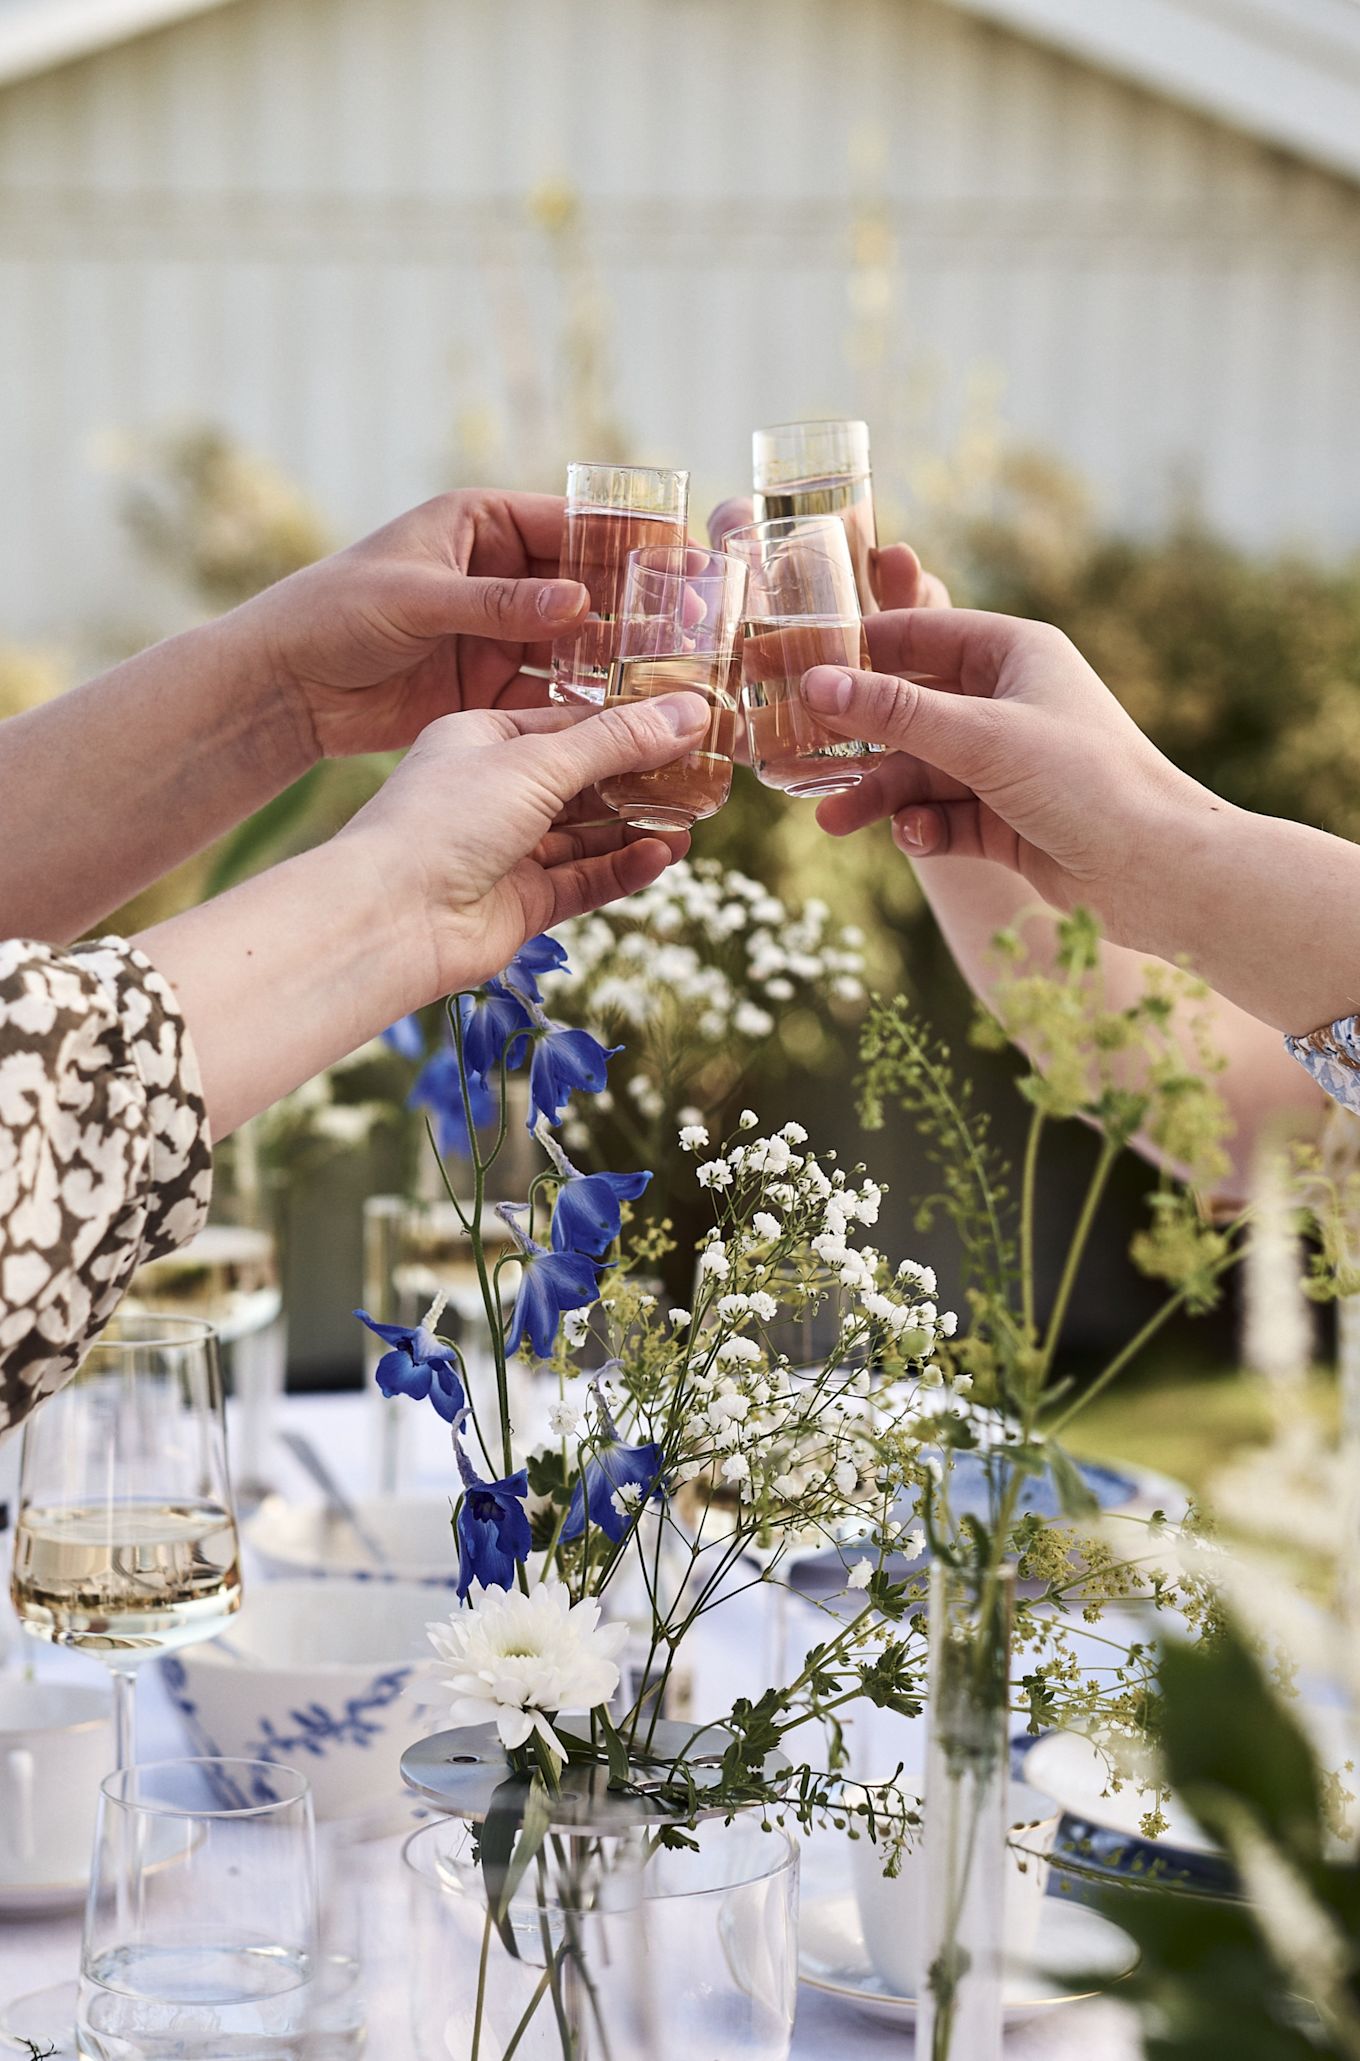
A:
[[751, 1213, 781, 1242], [781, 1122, 809, 1145], [427, 1586, 627, 1764], [721, 1454, 751, 1486], [716, 1293, 750, 1319], [846, 1560, 873, 1590], [559, 1309, 592, 1350], [717, 1336, 762, 1365], [905, 1530, 927, 1558], [548, 1399, 583, 1438], [734, 1001, 775, 1039], [834, 1458, 859, 1498], [697, 1160, 733, 1190], [772, 1473, 801, 1501], [748, 1291, 778, 1321], [940, 1310, 959, 1338], [611, 1482, 642, 1517], [699, 1244, 730, 1279], [679, 1125, 709, 1153], [764, 978, 795, 1002], [739, 1109, 759, 1130], [668, 1308, 692, 1329]]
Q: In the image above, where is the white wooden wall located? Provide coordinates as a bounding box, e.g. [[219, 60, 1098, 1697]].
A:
[[1, 0, 1359, 643]]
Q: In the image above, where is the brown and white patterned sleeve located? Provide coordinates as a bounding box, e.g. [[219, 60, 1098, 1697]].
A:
[[0, 937, 212, 1438]]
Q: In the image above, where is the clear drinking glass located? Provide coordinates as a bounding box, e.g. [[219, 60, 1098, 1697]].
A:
[[10, 1315, 242, 1767], [550, 462, 690, 705], [125, 1129, 286, 1506], [598, 545, 747, 832], [752, 418, 877, 614], [361, 1196, 522, 1493], [724, 514, 882, 798], [76, 1758, 317, 2060]]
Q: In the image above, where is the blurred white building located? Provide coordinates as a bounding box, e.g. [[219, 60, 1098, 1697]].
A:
[[1, 0, 1359, 642]]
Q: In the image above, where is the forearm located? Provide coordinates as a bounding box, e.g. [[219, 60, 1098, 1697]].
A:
[[133, 829, 429, 1139], [1139, 795, 1360, 1036], [913, 853, 1326, 1194], [0, 622, 314, 942]]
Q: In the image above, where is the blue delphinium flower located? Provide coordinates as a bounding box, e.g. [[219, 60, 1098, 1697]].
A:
[[456, 985, 532, 1079], [528, 1023, 622, 1130], [500, 935, 570, 1007], [410, 1048, 496, 1158], [498, 1204, 605, 1359], [561, 1390, 666, 1545], [381, 1014, 425, 1061], [453, 1431, 532, 1601], [535, 1127, 651, 1257], [354, 1309, 464, 1423]]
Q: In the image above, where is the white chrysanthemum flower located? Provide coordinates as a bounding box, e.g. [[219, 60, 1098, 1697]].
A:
[[679, 1125, 709, 1153], [846, 1560, 873, 1590], [427, 1586, 627, 1763]]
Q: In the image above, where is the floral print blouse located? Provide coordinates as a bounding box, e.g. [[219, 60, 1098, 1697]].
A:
[[1286, 1019, 1360, 1114], [0, 938, 211, 1439]]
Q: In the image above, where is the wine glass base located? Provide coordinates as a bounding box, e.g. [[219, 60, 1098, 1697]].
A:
[[1, 1977, 78, 2058]]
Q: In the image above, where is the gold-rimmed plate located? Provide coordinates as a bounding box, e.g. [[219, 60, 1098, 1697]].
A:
[[798, 1890, 1137, 2028]]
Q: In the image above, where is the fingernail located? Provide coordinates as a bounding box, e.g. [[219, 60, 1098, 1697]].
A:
[[656, 692, 707, 735], [893, 811, 930, 854], [802, 668, 853, 714], [537, 579, 585, 623]]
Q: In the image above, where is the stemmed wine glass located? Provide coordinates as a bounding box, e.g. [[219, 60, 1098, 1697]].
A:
[[2, 1313, 243, 2053]]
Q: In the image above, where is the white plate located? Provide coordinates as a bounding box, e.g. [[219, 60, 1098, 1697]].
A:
[[1022, 1729, 1218, 1857], [0, 1814, 186, 1919], [799, 1890, 1136, 2027], [244, 1492, 457, 1585]]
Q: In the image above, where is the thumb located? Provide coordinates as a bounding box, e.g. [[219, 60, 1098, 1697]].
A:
[[417, 571, 588, 643], [517, 692, 710, 802], [802, 665, 1005, 788]]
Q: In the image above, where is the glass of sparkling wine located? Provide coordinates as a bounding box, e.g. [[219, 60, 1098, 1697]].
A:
[[723, 514, 882, 797], [77, 1758, 317, 2060], [752, 418, 878, 614], [550, 462, 690, 705], [598, 545, 747, 833]]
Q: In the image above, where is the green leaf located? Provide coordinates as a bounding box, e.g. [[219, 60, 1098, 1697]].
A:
[[203, 764, 330, 897], [1045, 1441, 1100, 1518], [595, 1706, 633, 1790], [1158, 1624, 1322, 1864], [477, 1771, 555, 1958]]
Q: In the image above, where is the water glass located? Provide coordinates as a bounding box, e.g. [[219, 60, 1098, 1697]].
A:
[[550, 462, 689, 704], [77, 1758, 317, 2060], [724, 514, 881, 798], [598, 545, 747, 832], [752, 418, 877, 613]]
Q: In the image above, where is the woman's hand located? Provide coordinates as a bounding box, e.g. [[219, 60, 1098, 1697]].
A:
[[233, 490, 585, 760], [805, 607, 1203, 950], [340, 694, 711, 1000], [136, 691, 712, 1138]]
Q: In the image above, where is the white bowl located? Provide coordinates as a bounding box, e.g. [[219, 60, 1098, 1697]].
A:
[[244, 1492, 458, 1586], [160, 1578, 443, 1818]]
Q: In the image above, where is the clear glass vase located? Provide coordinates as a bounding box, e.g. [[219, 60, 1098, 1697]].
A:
[[404, 1813, 798, 2061], [917, 1558, 1016, 2061]]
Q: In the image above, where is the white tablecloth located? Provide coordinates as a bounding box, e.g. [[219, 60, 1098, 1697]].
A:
[[0, 1392, 1141, 2058]]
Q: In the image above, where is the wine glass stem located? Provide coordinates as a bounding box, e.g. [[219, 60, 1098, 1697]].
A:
[[110, 1663, 138, 1769]]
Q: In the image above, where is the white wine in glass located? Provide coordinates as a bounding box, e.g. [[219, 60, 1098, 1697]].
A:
[[2, 1315, 243, 2058]]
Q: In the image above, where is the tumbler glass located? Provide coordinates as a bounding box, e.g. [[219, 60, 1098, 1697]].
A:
[[550, 463, 689, 704], [76, 1758, 317, 2060], [753, 419, 877, 613], [724, 514, 882, 798], [598, 545, 746, 833]]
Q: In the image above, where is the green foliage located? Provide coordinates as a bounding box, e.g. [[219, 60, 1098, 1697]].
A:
[[1113, 1622, 1360, 2061]]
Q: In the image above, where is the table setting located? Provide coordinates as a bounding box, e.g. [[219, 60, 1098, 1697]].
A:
[[3, 422, 1353, 2061]]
